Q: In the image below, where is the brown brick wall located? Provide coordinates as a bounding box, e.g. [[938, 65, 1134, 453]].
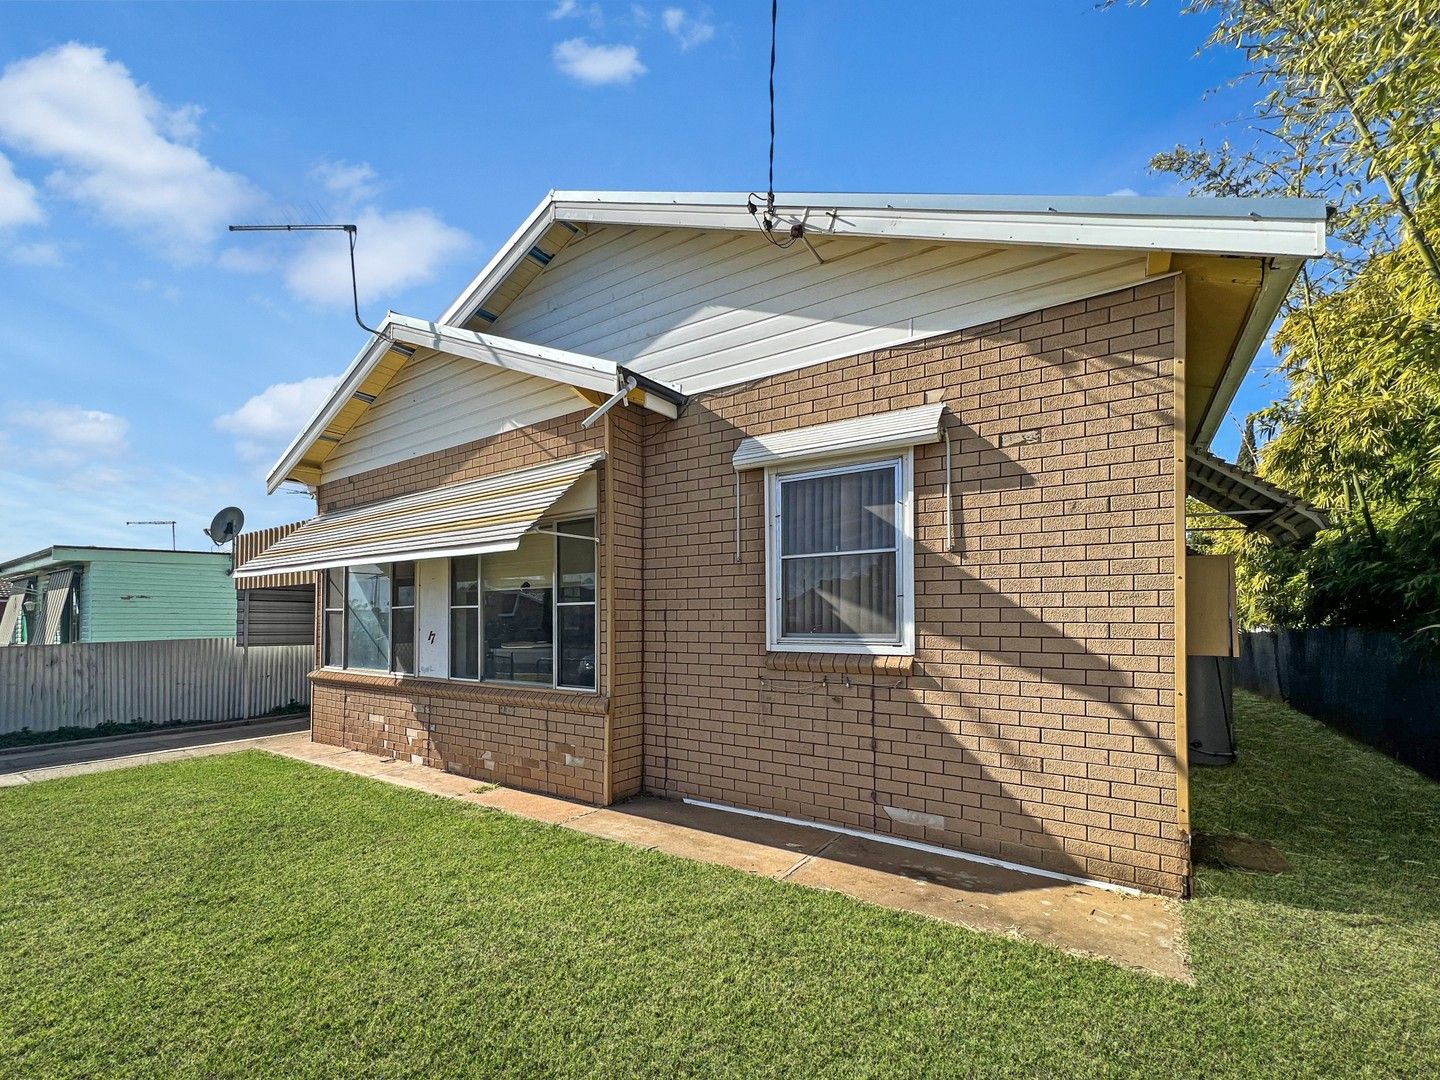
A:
[[641, 280, 1186, 895], [303, 279, 1186, 894]]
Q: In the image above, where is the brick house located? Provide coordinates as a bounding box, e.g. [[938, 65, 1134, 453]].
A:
[[236, 191, 1327, 896]]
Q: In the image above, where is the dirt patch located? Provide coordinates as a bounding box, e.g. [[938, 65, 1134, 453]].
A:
[[1193, 832, 1291, 874]]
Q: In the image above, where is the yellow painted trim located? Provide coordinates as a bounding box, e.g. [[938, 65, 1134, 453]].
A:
[[1172, 274, 1191, 844], [1147, 251, 1174, 276]]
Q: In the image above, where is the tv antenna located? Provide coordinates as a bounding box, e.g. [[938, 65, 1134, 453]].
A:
[[127, 519, 177, 550], [226, 223, 385, 337]]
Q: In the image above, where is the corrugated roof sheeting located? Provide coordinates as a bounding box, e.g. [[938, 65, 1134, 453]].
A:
[[1186, 446, 1329, 546], [237, 452, 605, 577], [733, 403, 945, 470]]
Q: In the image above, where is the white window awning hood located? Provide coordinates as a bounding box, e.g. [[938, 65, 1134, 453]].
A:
[[732, 403, 946, 470]]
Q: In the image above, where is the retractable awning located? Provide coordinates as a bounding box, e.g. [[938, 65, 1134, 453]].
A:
[[0, 593, 23, 646], [732, 403, 946, 470], [40, 569, 75, 645], [1186, 446, 1329, 546], [234, 452, 604, 579]]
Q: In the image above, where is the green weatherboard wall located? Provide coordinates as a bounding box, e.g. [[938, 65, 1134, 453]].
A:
[[14, 548, 238, 643]]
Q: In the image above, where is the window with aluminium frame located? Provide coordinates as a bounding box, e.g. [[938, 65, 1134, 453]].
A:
[[321, 561, 417, 674], [766, 453, 914, 655], [448, 515, 598, 691]]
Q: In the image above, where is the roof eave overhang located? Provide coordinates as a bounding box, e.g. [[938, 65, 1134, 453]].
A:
[[1191, 255, 1306, 448], [439, 190, 1328, 333], [265, 311, 681, 493]]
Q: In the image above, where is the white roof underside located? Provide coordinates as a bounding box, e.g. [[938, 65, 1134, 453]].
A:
[[733, 403, 945, 470], [239, 453, 603, 576]]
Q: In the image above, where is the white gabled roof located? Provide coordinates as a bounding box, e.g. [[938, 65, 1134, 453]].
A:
[[266, 313, 675, 493], [733, 403, 945, 470], [441, 189, 1329, 329]]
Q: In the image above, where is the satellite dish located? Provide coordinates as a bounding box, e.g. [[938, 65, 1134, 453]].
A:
[[205, 506, 245, 545]]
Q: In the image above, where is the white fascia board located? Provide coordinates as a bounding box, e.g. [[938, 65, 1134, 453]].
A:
[[440, 193, 557, 327], [734, 402, 945, 470], [551, 194, 1328, 259], [384, 314, 619, 395], [1194, 256, 1304, 448]]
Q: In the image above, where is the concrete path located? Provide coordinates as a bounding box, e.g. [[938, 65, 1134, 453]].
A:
[[0, 716, 311, 786], [263, 733, 1189, 980]]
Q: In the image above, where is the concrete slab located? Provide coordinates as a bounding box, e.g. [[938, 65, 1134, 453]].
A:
[[568, 798, 834, 875], [465, 785, 599, 825], [785, 834, 1189, 981]]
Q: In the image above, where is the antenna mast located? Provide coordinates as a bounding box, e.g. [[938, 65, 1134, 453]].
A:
[[227, 223, 385, 337]]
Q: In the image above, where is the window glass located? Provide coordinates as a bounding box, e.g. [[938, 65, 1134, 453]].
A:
[[323, 568, 345, 667], [557, 534, 596, 604], [781, 466, 897, 555], [346, 564, 391, 671], [557, 606, 596, 689], [781, 552, 897, 637], [450, 608, 479, 680], [450, 556, 478, 606], [391, 562, 416, 674], [775, 461, 903, 646], [482, 534, 554, 685]]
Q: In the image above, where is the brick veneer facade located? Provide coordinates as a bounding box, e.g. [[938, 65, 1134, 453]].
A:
[[304, 279, 1188, 896]]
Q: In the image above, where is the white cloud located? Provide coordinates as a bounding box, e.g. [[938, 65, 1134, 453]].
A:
[[1107, 187, 1140, 197], [280, 205, 471, 308], [311, 160, 380, 203], [553, 39, 647, 86], [7, 402, 129, 470], [215, 375, 339, 462], [8, 240, 62, 267], [631, 5, 652, 28], [0, 43, 258, 260], [0, 151, 43, 228], [549, 0, 603, 26], [662, 7, 715, 50]]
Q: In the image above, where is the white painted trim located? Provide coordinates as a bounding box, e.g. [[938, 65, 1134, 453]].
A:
[[555, 195, 1328, 258], [681, 797, 1144, 896], [764, 451, 915, 656]]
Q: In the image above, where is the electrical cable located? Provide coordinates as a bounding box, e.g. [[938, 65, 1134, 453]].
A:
[[746, 0, 804, 251]]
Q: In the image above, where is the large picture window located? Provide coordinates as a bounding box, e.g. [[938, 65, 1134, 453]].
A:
[[450, 516, 597, 691], [322, 562, 416, 673], [768, 456, 913, 655]]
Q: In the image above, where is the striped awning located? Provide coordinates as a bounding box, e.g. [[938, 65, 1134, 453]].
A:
[[733, 403, 945, 470], [0, 593, 23, 646], [233, 452, 604, 579], [40, 569, 75, 645]]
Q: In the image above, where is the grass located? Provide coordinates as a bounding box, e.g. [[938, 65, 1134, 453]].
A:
[[1, 691, 1437, 1078]]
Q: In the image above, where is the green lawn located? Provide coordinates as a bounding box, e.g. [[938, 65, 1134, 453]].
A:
[[2, 692, 1437, 1078]]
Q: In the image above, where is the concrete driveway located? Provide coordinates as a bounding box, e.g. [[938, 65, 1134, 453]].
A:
[[0, 716, 310, 786]]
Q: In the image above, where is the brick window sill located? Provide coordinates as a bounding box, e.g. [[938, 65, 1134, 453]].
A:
[[309, 668, 609, 714], [763, 652, 915, 676]]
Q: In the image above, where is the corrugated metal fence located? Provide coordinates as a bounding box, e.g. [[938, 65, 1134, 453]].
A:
[[1237, 629, 1440, 781], [0, 638, 312, 735]]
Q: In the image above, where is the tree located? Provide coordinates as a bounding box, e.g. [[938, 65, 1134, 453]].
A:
[[1151, 0, 1440, 641]]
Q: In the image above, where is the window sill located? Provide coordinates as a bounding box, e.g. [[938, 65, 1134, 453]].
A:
[[763, 652, 915, 676], [309, 668, 609, 714]]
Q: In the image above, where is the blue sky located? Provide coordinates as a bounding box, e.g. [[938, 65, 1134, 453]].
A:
[[0, 0, 1278, 557]]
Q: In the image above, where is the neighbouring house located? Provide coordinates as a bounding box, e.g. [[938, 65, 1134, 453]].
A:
[[0, 546, 237, 646], [233, 524, 318, 647], [236, 190, 1329, 896]]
